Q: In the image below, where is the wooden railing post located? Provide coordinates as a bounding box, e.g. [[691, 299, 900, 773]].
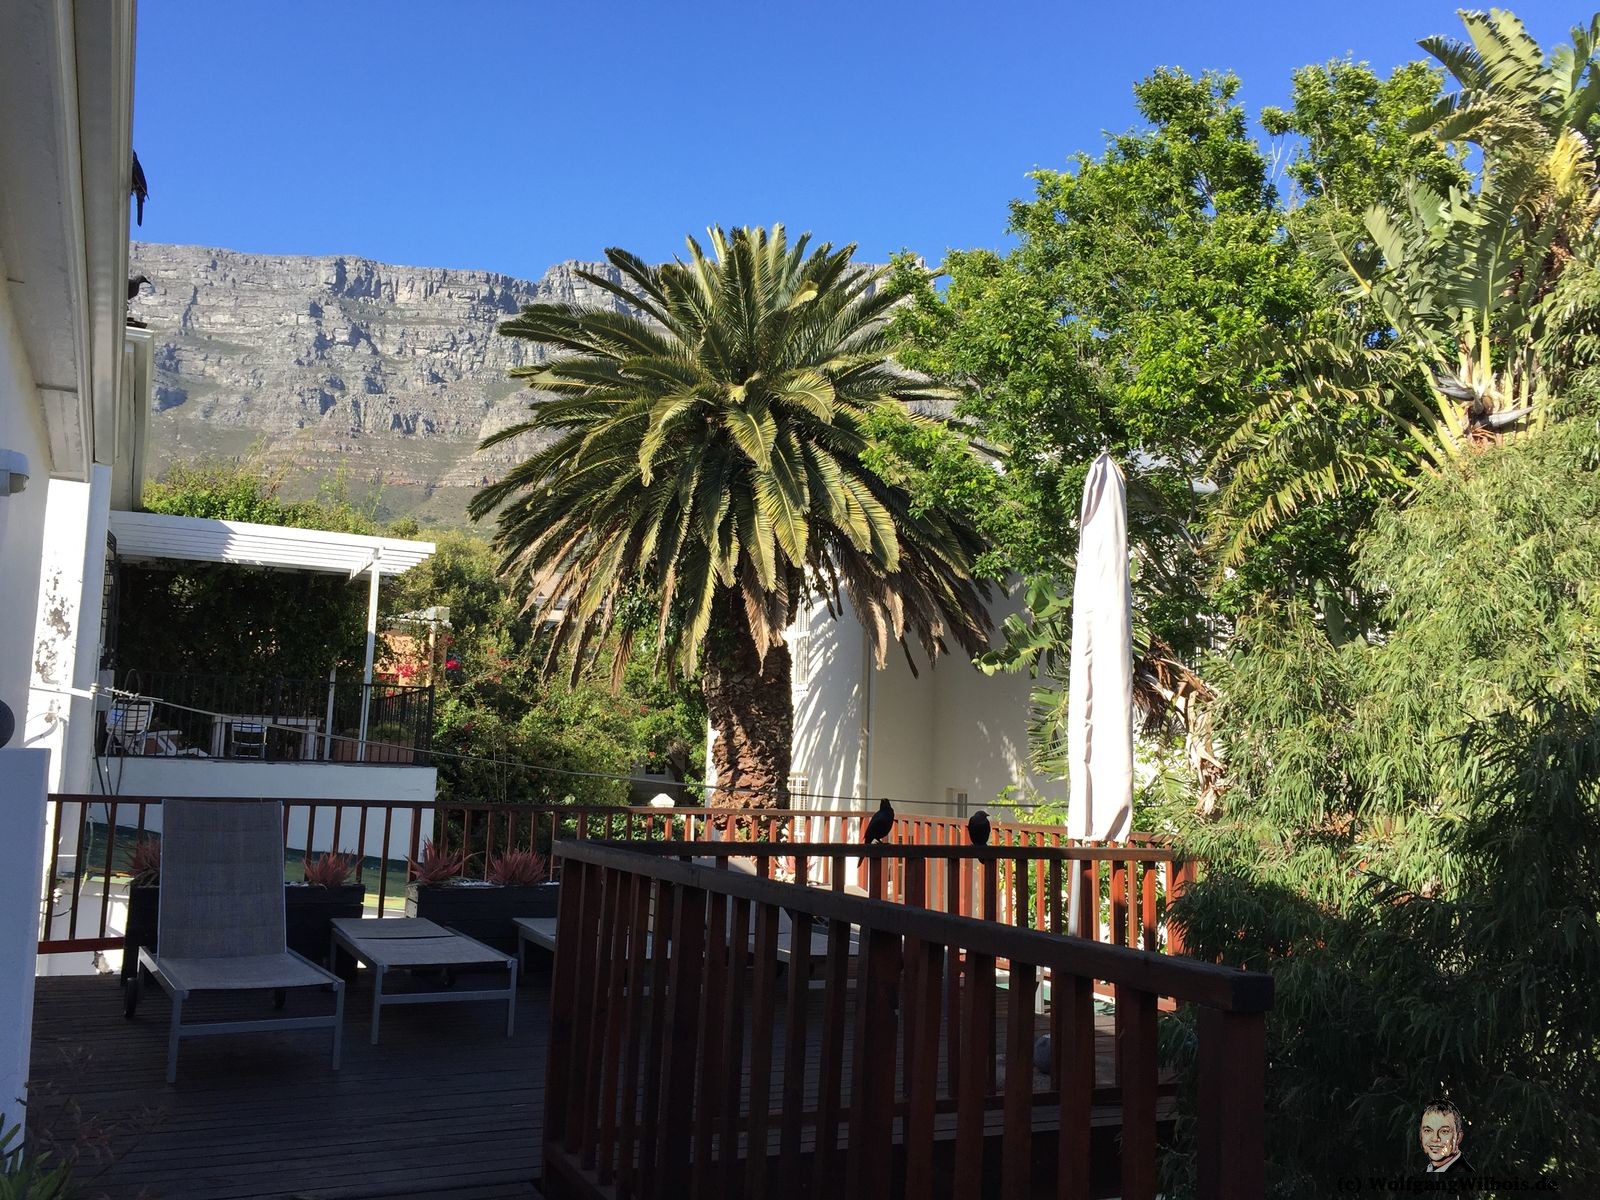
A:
[[1196, 1007, 1267, 1200], [845, 928, 902, 1197], [654, 880, 706, 1185], [1115, 984, 1159, 1200]]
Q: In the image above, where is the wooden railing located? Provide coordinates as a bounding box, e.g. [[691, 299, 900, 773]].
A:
[[613, 840, 1195, 957], [543, 841, 1268, 1200], [38, 796, 1193, 959]]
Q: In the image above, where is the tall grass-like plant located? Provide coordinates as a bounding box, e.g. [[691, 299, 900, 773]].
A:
[[0, 1123, 70, 1200], [1169, 700, 1600, 1195]]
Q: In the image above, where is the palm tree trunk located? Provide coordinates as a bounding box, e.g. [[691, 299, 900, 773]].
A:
[[703, 597, 792, 815]]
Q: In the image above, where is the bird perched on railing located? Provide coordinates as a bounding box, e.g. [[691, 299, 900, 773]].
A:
[[127, 274, 151, 302], [967, 809, 991, 846], [131, 151, 149, 225], [863, 796, 894, 844]]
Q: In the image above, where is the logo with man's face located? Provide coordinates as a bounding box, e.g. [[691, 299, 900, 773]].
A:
[[1419, 1101, 1465, 1170]]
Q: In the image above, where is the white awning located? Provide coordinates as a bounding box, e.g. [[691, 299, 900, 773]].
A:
[[108, 510, 435, 577]]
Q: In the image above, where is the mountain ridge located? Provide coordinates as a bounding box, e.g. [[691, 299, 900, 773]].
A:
[[130, 241, 634, 526]]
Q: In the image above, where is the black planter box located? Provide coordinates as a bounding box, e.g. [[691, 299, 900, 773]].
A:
[[404, 881, 559, 954], [121, 884, 160, 985], [286, 884, 367, 966], [121, 883, 365, 984]]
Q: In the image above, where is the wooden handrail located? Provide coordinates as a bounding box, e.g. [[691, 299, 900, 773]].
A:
[[562, 841, 1262, 1012], [545, 840, 1267, 1200]]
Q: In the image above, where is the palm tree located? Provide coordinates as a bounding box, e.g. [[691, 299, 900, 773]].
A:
[[469, 226, 992, 811], [1211, 9, 1600, 572]]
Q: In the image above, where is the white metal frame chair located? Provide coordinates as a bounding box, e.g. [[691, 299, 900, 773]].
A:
[[105, 699, 154, 754]]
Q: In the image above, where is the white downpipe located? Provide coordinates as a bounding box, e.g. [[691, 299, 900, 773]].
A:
[[356, 562, 380, 756], [322, 666, 337, 761]]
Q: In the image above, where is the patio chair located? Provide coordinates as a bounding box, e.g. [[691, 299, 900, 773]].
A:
[[124, 799, 344, 1083], [227, 720, 267, 758], [104, 699, 154, 754]]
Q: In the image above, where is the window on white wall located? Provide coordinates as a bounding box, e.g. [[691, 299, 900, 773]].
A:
[[948, 787, 969, 818], [789, 608, 810, 691]]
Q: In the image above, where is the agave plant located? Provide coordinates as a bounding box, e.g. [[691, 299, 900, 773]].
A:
[[126, 837, 160, 887], [408, 840, 469, 886], [301, 851, 356, 888], [485, 849, 548, 887], [470, 225, 992, 809]]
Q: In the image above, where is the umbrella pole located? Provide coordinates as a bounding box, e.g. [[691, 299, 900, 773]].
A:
[[1066, 859, 1085, 938]]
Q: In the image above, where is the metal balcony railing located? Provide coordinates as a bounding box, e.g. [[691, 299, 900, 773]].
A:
[[97, 671, 433, 764]]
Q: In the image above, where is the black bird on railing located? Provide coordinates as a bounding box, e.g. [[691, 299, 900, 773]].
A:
[[863, 796, 894, 844], [127, 274, 151, 302], [967, 809, 991, 846], [131, 151, 149, 225]]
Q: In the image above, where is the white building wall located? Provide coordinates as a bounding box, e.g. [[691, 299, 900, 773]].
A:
[[0, 282, 53, 742], [794, 582, 1066, 821], [930, 584, 1062, 818], [789, 597, 869, 813], [0, 749, 48, 1128], [38, 762, 439, 978], [864, 636, 936, 813], [25, 468, 112, 794]]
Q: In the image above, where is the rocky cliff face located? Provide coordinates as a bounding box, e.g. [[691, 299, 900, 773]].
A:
[[129, 243, 634, 524]]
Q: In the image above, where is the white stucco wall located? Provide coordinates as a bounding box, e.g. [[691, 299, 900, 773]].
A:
[[90, 760, 436, 856], [865, 635, 937, 813], [0, 749, 48, 1128], [792, 582, 1065, 821], [0, 281, 53, 746], [25, 469, 111, 796], [789, 597, 870, 812], [36, 763, 439, 977]]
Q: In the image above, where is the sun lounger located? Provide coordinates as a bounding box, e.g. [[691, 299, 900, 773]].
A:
[[330, 917, 517, 1044], [124, 799, 345, 1084]]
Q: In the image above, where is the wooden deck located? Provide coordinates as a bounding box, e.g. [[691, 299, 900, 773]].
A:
[[29, 972, 549, 1200], [30, 963, 1133, 1200]]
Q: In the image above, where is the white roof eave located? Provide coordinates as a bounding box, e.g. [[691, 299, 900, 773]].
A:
[[108, 510, 435, 577]]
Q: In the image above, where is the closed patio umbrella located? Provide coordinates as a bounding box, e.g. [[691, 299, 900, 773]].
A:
[[1065, 452, 1134, 934]]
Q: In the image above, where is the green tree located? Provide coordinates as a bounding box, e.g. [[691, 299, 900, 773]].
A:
[[1212, 10, 1600, 571], [471, 227, 992, 811], [382, 531, 708, 809], [119, 462, 376, 679]]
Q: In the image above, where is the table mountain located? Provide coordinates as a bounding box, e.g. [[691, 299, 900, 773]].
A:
[[129, 242, 635, 526]]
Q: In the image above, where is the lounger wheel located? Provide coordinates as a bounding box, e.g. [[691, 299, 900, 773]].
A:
[[123, 969, 141, 1018]]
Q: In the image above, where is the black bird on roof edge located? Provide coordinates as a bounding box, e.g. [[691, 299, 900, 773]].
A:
[[131, 151, 148, 226]]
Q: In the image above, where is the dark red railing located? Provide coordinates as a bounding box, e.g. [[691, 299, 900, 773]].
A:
[[543, 841, 1267, 1200], [38, 796, 1194, 958]]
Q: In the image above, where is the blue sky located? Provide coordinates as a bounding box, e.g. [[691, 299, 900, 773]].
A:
[[132, 1, 1584, 279]]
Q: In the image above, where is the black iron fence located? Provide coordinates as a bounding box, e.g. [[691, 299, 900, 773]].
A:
[[98, 671, 433, 764]]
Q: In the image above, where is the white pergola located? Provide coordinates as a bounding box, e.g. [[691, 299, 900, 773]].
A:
[[108, 510, 436, 746]]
